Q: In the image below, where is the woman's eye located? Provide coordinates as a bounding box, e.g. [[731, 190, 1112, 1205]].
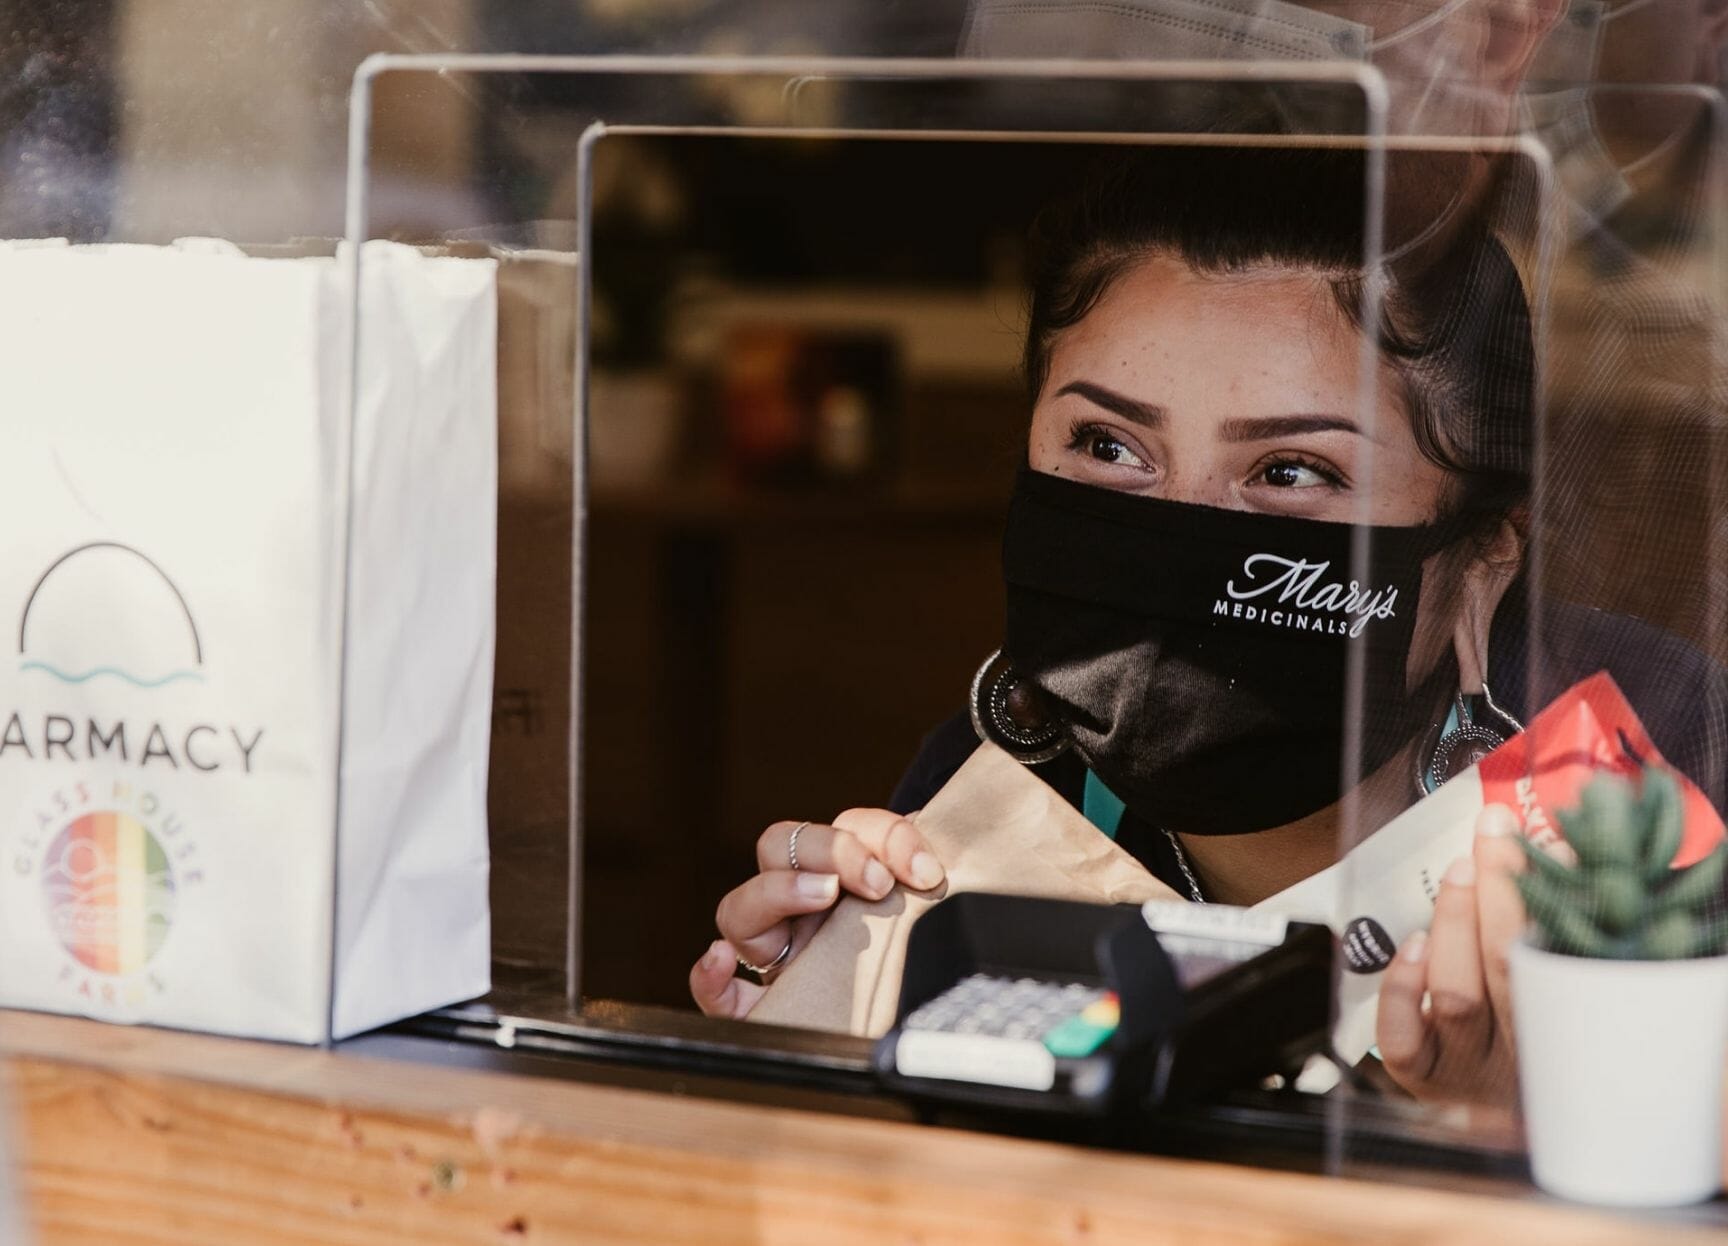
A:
[[1258, 459, 1342, 489], [1070, 425, 1148, 469]]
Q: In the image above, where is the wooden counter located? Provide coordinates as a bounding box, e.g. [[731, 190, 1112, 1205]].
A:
[[3, 1010, 1721, 1246]]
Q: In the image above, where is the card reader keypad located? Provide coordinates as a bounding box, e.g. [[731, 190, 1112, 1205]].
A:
[[902, 973, 1121, 1056]]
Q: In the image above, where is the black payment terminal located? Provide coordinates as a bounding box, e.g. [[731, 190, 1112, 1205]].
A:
[[872, 892, 1332, 1115]]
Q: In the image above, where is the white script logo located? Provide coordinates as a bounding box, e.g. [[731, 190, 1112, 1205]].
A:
[[1215, 555, 1398, 638]]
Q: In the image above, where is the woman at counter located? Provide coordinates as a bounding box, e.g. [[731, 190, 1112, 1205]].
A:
[[688, 145, 1725, 1107]]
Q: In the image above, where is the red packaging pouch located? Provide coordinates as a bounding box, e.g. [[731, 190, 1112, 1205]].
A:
[[1255, 671, 1725, 1065], [1480, 671, 1724, 867]]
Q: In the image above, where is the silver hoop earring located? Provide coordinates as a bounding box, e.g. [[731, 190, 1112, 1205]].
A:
[[969, 648, 1070, 764], [1417, 682, 1525, 796]]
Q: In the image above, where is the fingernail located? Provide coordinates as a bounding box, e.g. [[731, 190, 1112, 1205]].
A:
[[910, 852, 945, 890], [1402, 930, 1428, 965], [863, 859, 893, 898], [1444, 855, 1476, 887], [1479, 805, 1518, 838], [703, 940, 729, 971], [797, 872, 840, 901]]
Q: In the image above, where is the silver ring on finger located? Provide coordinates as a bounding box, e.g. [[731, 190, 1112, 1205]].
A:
[[788, 820, 809, 872], [736, 935, 795, 983]]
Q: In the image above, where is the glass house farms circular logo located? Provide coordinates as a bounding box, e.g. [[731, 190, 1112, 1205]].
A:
[[41, 809, 177, 975], [12, 782, 201, 1007]]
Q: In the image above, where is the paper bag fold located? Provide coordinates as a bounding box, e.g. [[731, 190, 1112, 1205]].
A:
[[749, 743, 1180, 1037]]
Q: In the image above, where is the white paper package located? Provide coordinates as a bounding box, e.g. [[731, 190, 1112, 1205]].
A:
[[0, 239, 497, 1042], [1253, 769, 1488, 1065]]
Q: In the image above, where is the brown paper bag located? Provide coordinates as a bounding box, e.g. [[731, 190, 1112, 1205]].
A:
[[748, 742, 1180, 1036]]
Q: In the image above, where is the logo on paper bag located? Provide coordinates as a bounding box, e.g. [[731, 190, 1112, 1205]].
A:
[[5, 541, 262, 772], [42, 810, 177, 975], [18, 542, 204, 689], [3, 543, 257, 1009]]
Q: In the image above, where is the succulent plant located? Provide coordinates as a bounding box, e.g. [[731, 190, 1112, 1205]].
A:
[[1516, 764, 1728, 960]]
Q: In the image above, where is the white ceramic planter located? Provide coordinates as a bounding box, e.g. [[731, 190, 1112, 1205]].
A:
[[1510, 939, 1728, 1206]]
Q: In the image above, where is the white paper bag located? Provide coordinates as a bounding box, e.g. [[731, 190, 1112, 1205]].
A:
[[0, 239, 497, 1043]]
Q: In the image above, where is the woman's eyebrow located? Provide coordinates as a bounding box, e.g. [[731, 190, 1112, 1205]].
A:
[[1217, 415, 1362, 442], [1054, 380, 1167, 428]]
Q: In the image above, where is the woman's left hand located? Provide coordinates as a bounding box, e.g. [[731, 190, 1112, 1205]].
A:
[[1375, 803, 1528, 1108]]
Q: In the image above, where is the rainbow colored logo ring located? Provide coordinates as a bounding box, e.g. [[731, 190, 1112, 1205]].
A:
[[40, 811, 177, 976]]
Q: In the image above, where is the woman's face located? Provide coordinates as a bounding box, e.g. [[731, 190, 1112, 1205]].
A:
[[1028, 253, 1453, 525], [1029, 251, 1494, 698]]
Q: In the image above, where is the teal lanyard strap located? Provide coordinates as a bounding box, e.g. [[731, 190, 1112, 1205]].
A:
[[1082, 770, 1127, 840]]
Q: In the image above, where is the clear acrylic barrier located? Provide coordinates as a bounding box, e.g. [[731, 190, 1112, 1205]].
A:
[[1332, 85, 1728, 1181], [345, 51, 1395, 1102], [347, 52, 1723, 1184], [1525, 85, 1728, 698], [1330, 132, 1562, 1165], [1513, 87, 1728, 1198]]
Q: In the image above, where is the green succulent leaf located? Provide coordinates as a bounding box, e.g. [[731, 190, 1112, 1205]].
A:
[[1570, 774, 1641, 868], [1516, 870, 1608, 956], [1651, 846, 1728, 918], [1637, 910, 1698, 960], [1514, 862, 1584, 915], [1638, 766, 1685, 880], [1515, 834, 1576, 885], [1519, 763, 1719, 959], [1594, 867, 1646, 934], [1541, 901, 1617, 957]]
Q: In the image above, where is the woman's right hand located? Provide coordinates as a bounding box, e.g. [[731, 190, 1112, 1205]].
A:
[[688, 808, 946, 1019]]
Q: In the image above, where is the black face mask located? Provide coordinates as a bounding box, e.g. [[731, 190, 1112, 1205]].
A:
[[1002, 468, 1459, 836]]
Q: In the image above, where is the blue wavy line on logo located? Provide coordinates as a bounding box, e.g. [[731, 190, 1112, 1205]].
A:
[[19, 660, 204, 689]]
